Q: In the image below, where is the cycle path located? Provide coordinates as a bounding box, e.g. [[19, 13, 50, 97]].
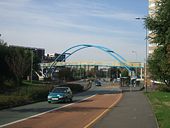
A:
[[93, 90, 158, 128]]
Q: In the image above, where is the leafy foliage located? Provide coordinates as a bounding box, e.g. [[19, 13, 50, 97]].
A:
[[5, 47, 31, 85], [146, 0, 170, 46], [58, 67, 74, 81], [59, 83, 84, 93], [0, 42, 14, 84], [0, 84, 53, 110], [121, 69, 129, 77], [146, 0, 170, 87], [148, 47, 170, 86]]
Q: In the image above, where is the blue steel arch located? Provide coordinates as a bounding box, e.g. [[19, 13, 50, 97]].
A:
[[45, 44, 131, 77]]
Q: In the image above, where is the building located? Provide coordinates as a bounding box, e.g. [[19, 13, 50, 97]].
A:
[[148, 0, 159, 17], [148, 0, 159, 55], [44, 53, 66, 62]]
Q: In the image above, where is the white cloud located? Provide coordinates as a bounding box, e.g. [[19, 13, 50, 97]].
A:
[[0, 0, 146, 62], [0, 0, 142, 32], [1, 25, 145, 62]]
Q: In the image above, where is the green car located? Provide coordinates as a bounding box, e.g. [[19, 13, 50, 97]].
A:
[[47, 87, 73, 103]]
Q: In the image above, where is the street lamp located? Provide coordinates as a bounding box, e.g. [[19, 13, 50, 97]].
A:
[[132, 50, 138, 76], [30, 49, 38, 83], [31, 50, 33, 83], [136, 17, 148, 92]]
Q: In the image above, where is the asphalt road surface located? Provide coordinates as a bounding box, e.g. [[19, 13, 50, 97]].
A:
[[0, 82, 122, 128]]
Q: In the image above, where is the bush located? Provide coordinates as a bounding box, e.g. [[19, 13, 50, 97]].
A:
[[59, 83, 84, 93], [157, 84, 170, 92], [0, 95, 30, 109], [0, 82, 85, 110], [27, 86, 52, 101], [0, 84, 53, 110]]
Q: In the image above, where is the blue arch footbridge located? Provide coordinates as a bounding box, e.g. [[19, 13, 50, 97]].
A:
[[41, 44, 144, 79]]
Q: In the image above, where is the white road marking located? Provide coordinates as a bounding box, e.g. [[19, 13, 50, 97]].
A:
[[0, 95, 96, 128], [83, 94, 123, 128]]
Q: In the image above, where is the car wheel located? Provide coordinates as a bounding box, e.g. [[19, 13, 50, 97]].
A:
[[64, 97, 68, 103], [69, 98, 73, 103]]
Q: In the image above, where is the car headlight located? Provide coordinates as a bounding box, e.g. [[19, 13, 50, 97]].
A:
[[57, 95, 63, 98], [48, 96, 52, 99]]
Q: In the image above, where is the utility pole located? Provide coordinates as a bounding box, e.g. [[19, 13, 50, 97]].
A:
[[136, 17, 148, 92], [31, 50, 33, 83], [132, 50, 138, 76]]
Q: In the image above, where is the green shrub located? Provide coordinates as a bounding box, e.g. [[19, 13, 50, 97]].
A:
[[0, 85, 53, 110], [59, 83, 83, 93], [27, 86, 51, 101], [0, 82, 85, 110], [0, 95, 30, 109], [157, 84, 170, 92]]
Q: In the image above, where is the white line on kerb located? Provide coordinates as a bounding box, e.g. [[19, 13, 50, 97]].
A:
[[0, 95, 96, 128]]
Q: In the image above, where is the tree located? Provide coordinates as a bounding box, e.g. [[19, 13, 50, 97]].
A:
[[146, 0, 170, 86], [121, 69, 129, 77], [146, 0, 170, 46], [148, 47, 170, 86], [5, 47, 31, 85], [0, 41, 13, 84]]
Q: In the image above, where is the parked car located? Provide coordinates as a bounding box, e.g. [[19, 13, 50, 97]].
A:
[[48, 87, 73, 103], [95, 80, 102, 86]]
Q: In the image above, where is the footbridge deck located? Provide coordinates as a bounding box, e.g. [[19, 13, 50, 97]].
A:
[[40, 61, 144, 68]]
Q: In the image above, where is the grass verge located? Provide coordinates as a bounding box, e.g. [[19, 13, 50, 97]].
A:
[[146, 91, 170, 128]]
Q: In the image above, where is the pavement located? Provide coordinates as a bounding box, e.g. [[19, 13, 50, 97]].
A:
[[120, 83, 144, 92], [92, 88, 158, 128]]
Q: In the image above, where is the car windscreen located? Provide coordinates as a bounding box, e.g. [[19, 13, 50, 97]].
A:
[[95, 81, 101, 83], [52, 88, 67, 93]]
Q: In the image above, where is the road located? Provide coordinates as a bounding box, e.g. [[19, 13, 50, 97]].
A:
[[0, 81, 122, 128]]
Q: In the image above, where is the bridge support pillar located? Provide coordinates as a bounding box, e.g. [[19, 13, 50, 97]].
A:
[[140, 67, 143, 79]]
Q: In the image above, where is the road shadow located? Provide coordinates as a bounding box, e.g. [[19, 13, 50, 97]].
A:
[[50, 106, 111, 113]]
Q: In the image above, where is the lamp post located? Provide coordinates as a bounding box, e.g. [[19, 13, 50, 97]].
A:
[[132, 50, 138, 76], [31, 50, 33, 83], [136, 17, 148, 92]]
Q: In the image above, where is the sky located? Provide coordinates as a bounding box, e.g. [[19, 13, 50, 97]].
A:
[[0, 0, 148, 62]]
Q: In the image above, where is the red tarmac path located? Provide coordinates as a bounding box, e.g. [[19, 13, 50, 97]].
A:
[[4, 93, 122, 128]]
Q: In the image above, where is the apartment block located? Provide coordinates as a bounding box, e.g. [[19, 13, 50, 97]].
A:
[[148, 0, 159, 55]]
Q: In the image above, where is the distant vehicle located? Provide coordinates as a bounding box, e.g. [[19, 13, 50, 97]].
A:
[[48, 87, 73, 103], [95, 80, 102, 86]]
